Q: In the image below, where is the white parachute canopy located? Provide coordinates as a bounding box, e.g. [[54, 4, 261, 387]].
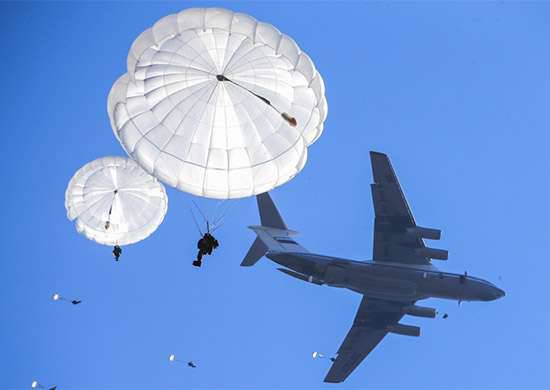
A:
[[108, 7, 328, 199], [65, 156, 168, 246]]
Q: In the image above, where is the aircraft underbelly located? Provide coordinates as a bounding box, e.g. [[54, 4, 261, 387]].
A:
[[324, 265, 418, 301]]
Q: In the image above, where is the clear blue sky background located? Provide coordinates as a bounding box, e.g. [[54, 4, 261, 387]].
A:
[[1, 1, 549, 389]]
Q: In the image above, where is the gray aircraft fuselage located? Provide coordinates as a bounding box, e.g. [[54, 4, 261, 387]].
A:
[[267, 251, 505, 303]]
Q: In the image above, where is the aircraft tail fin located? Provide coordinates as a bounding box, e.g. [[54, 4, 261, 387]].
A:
[[240, 192, 307, 267], [257, 192, 287, 230]]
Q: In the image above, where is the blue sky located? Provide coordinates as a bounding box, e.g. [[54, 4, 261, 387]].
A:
[[1, 1, 549, 389]]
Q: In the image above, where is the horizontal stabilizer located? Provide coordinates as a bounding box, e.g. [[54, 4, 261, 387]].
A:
[[241, 237, 267, 267]]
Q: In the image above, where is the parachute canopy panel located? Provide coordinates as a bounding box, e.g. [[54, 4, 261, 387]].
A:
[[65, 156, 168, 246], [109, 7, 327, 199]]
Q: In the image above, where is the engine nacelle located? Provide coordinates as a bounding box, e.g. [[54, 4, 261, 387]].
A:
[[402, 305, 437, 318], [406, 226, 441, 240], [386, 323, 421, 337], [277, 268, 324, 285], [415, 247, 448, 260]]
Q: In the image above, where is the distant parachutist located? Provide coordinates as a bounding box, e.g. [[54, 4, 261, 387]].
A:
[[52, 293, 81, 306], [65, 157, 168, 261], [169, 354, 196, 368], [112, 245, 122, 261], [313, 351, 336, 362], [31, 380, 56, 390]]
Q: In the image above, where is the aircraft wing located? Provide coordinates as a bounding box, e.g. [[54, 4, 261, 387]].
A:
[[324, 297, 405, 383], [370, 151, 442, 265]]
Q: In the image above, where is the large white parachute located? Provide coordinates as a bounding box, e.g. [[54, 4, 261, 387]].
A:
[[65, 156, 168, 246], [108, 7, 327, 199]]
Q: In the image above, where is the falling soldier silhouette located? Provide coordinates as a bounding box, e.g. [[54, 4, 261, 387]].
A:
[[192, 232, 219, 267], [113, 245, 122, 261]]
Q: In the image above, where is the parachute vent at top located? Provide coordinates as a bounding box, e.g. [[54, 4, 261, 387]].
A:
[[108, 7, 328, 199]]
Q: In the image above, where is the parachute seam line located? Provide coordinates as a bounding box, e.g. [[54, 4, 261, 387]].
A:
[[220, 85, 258, 179], [74, 188, 118, 227], [224, 38, 261, 74], [201, 82, 223, 195], [150, 79, 215, 185], [200, 28, 222, 72], [142, 74, 211, 101], [222, 84, 231, 197], [252, 20, 258, 45], [275, 33, 283, 54], [223, 12, 236, 71], [107, 188, 166, 241], [146, 79, 212, 125], [181, 82, 219, 167], [231, 72, 296, 91], [178, 28, 252, 73], [222, 34, 251, 73], [293, 52, 302, 69], [126, 83, 215, 159], [297, 102, 317, 145], [175, 31, 218, 74], [225, 53, 291, 76], [228, 71, 290, 117], [144, 77, 210, 131], [72, 162, 125, 220], [233, 87, 278, 186], [194, 26, 222, 73], [226, 44, 272, 76], [165, 79, 214, 140], [211, 27, 225, 72], [146, 48, 215, 75], [119, 192, 162, 233], [229, 12, 235, 35], [223, 83, 277, 178], [136, 67, 210, 82], [166, 32, 216, 73], [138, 58, 212, 77]]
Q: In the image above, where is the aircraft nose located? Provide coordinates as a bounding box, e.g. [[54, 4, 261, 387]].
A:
[[487, 286, 505, 301]]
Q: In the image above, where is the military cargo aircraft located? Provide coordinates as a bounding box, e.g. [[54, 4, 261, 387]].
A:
[[241, 151, 505, 383]]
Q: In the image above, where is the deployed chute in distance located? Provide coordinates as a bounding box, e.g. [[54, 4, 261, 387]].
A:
[[108, 7, 327, 199], [65, 157, 168, 256]]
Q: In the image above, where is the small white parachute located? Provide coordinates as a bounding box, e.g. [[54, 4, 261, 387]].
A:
[[108, 7, 328, 199], [65, 156, 168, 246]]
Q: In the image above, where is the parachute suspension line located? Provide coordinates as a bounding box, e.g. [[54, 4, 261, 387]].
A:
[[216, 74, 297, 127], [211, 201, 232, 232], [190, 208, 204, 236]]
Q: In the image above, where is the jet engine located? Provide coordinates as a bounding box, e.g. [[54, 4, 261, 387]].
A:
[[405, 226, 441, 240], [386, 323, 421, 337], [415, 247, 448, 260], [402, 305, 437, 318]]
